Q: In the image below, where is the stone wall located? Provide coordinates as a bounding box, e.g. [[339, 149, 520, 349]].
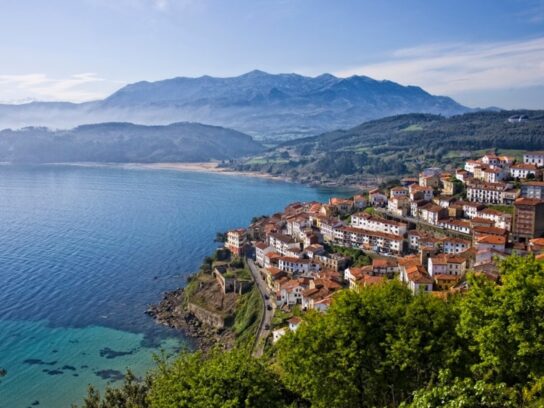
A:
[[187, 302, 226, 329]]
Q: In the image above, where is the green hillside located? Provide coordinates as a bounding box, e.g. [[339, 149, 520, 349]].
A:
[[228, 110, 544, 186]]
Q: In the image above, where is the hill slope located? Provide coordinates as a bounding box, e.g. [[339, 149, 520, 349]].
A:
[[0, 71, 468, 140], [0, 122, 263, 163], [228, 110, 544, 186]]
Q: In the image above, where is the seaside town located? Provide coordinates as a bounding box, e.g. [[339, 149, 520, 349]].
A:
[[211, 150, 544, 345]]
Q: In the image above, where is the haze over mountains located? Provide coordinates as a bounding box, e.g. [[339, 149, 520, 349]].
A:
[[0, 70, 469, 140]]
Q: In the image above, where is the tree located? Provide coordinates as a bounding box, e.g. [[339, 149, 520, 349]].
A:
[[457, 255, 544, 385], [402, 370, 520, 408], [75, 371, 151, 408], [276, 282, 465, 407], [148, 349, 289, 408]]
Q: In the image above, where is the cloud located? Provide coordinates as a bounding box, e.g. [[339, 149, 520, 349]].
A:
[[336, 37, 544, 96], [0, 73, 122, 103]]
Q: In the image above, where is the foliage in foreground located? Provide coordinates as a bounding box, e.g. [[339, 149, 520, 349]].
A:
[[79, 255, 544, 407]]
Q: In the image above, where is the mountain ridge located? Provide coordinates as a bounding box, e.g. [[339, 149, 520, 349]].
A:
[[0, 71, 470, 140]]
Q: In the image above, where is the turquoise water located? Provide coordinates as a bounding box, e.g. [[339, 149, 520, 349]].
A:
[[0, 165, 344, 407]]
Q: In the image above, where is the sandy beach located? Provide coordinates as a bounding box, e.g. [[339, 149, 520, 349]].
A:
[[50, 161, 293, 183]]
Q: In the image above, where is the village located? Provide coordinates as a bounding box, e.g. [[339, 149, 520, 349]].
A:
[[215, 150, 544, 344]]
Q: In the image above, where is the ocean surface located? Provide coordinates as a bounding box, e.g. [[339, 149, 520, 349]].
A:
[[0, 164, 346, 408]]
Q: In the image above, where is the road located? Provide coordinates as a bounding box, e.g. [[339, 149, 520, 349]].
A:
[[247, 257, 273, 357]]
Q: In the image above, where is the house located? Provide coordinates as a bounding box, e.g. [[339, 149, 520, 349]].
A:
[[226, 228, 247, 256], [419, 173, 441, 189], [263, 251, 281, 268], [398, 256, 433, 294], [277, 278, 310, 307], [304, 243, 325, 258], [334, 226, 404, 255], [475, 235, 506, 253], [462, 202, 486, 218], [510, 163, 541, 179], [428, 254, 466, 276], [264, 266, 287, 289], [409, 184, 434, 201], [475, 249, 508, 266], [434, 195, 457, 208], [353, 194, 368, 209], [344, 266, 373, 288], [456, 169, 470, 182], [288, 316, 302, 331], [442, 237, 471, 254], [419, 203, 447, 225], [255, 242, 273, 267], [482, 167, 505, 184], [529, 237, 544, 253], [301, 279, 341, 310], [278, 256, 320, 275], [387, 196, 410, 217], [478, 208, 512, 231], [521, 181, 544, 199], [400, 177, 419, 186], [438, 218, 472, 235], [473, 225, 508, 241], [433, 273, 462, 291], [408, 230, 439, 252], [350, 212, 407, 236], [272, 328, 287, 343], [523, 151, 544, 167], [442, 178, 461, 196], [329, 197, 354, 215], [319, 217, 343, 242], [268, 233, 301, 256], [512, 197, 544, 242], [466, 182, 511, 204], [371, 258, 398, 275], [390, 186, 409, 199], [314, 253, 350, 272], [369, 189, 388, 207], [464, 160, 481, 174]]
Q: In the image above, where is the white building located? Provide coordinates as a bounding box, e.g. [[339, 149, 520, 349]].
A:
[[350, 212, 407, 236], [428, 255, 466, 276], [442, 237, 471, 254], [524, 152, 544, 167], [510, 163, 540, 179]]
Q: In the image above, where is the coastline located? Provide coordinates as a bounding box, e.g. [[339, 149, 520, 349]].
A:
[[48, 162, 364, 190], [46, 161, 295, 183]]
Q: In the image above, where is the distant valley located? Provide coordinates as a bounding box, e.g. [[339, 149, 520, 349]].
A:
[[0, 70, 469, 141]]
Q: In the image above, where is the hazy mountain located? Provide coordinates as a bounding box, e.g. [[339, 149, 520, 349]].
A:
[[0, 122, 263, 163], [0, 71, 469, 140]]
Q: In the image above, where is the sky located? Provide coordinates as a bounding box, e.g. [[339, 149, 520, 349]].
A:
[[0, 0, 543, 108]]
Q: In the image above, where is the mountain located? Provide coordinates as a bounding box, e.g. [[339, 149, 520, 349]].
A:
[[0, 71, 469, 141], [228, 110, 544, 186], [0, 122, 263, 163]]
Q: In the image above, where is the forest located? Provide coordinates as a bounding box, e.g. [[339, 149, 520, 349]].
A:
[[229, 110, 544, 185]]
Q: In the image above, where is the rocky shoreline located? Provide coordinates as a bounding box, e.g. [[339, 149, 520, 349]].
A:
[[146, 288, 235, 352]]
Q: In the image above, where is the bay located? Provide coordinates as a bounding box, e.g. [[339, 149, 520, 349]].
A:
[[0, 164, 345, 408]]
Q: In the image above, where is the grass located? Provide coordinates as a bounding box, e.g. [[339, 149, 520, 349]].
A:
[[233, 286, 263, 347], [487, 204, 514, 215]]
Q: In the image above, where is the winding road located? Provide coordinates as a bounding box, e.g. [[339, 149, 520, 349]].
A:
[[247, 257, 273, 357]]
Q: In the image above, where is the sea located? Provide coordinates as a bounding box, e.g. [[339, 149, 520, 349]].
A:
[[0, 164, 347, 408]]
